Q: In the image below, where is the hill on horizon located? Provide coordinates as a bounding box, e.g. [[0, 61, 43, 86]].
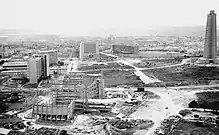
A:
[[0, 26, 219, 37]]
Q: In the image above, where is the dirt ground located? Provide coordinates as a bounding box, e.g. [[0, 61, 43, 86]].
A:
[[171, 120, 219, 135], [134, 58, 182, 68], [142, 65, 219, 87], [78, 62, 134, 71], [102, 70, 144, 87]]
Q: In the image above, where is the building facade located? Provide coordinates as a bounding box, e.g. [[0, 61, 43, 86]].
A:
[[196, 10, 219, 65], [2, 62, 27, 70], [41, 54, 50, 79], [79, 42, 99, 59], [27, 57, 42, 84], [38, 50, 58, 65]]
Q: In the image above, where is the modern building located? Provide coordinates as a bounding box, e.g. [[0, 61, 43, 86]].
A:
[[108, 34, 116, 50], [27, 57, 42, 84], [196, 10, 219, 65], [32, 71, 107, 121], [41, 54, 50, 79], [0, 45, 10, 58], [38, 50, 58, 65], [1, 70, 27, 79], [112, 44, 139, 54], [79, 42, 99, 59], [2, 62, 27, 70], [31, 54, 50, 79]]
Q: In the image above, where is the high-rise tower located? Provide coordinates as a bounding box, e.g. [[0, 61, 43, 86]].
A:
[[204, 10, 217, 60], [196, 10, 218, 65]]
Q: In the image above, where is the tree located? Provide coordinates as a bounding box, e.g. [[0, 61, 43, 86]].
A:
[[57, 61, 64, 66], [198, 100, 208, 111], [0, 101, 8, 114], [189, 100, 199, 108], [208, 101, 219, 112], [216, 116, 219, 125], [179, 109, 192, 117], [0, 60, 5, 65]]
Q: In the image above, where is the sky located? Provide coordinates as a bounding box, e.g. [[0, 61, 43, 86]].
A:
[[0, 0, 219, 36]]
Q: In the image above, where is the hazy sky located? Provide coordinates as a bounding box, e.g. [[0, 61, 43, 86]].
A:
[[0, 0, 219, 35]]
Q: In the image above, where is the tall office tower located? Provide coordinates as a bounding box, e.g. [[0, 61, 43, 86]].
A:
[[196, 10, 219, 65], [38, 50, 58, 65], [79, 42, 99, 59], [0, 45, 4, 58], [27, 57, 42, 84], [204, 10, 217, 60], [108, 34, 116, 51], [41, 54, 50, 79]]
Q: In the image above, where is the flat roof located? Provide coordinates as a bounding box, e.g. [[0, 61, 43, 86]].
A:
[[38, 50, 58, 53], [29, 57, 41, 60], [2, 62, 27, 66], [194, 63, 219, 67], [1, 70, 27, 73], [112, 44, 138, 47]]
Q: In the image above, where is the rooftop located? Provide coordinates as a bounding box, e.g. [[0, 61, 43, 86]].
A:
[[2, 61, 27, 67], [112, 44, 138, 47], [38, 50, 58, 53], [1, 70, 27, 73], [81, 42, 96, 45]]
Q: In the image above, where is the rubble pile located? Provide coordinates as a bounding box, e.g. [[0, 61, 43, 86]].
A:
[[137, 91, 161, 100], [7, 130, 25, 135], [26, 127, 67, 135], [88, 117, 154, 131], [155, 115, 182, 135], [0, 121, 26, 130], [100, 123, 133, 135], [70, 127, 99, 134]]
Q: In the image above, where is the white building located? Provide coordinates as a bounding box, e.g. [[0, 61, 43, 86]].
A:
[[196, 10, 219, 65], [2, 62, 27, 70], [79, 42, 99, 59], [38, 50, 58, 65], [27, 57, 42, 84]]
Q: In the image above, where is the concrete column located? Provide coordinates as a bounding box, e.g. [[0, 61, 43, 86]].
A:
[[46, 104, 48, 121], [41, 105, 43, 120], [51, 105, 53, 121]]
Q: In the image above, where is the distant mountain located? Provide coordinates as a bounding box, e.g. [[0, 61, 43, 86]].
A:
[[87, 26, 219, 37], [0, 26, 219, 37], [0, 29, 36, 35], [0, 29, 62, 41], [156, 26, 206, 37]]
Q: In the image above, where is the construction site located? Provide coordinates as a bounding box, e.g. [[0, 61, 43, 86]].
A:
[[2, 9, 219, 135], [32, 71, 109, 121]]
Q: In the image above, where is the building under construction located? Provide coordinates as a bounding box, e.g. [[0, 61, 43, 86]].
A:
[[32, 72, 111, 121]]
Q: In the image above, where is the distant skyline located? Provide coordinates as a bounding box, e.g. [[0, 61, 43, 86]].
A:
[[1, 0, 219, 36]]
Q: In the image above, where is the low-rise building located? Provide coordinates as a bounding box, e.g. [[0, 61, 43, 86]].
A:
[[2, 62, 27, 70]]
